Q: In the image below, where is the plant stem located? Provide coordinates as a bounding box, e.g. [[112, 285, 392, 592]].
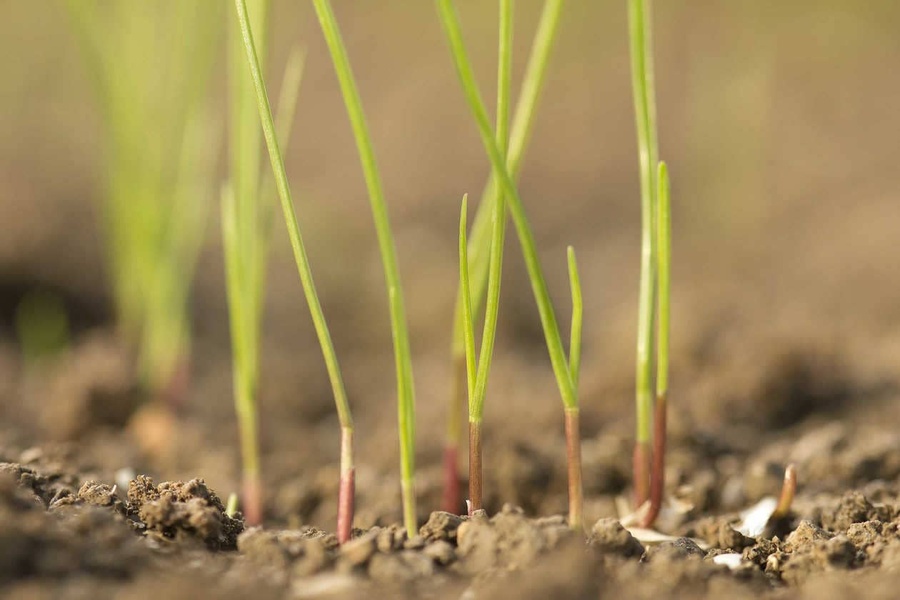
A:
[[337, 427, 355, 543], [463, 0, 513, 516], [644, 161, 670, 528], [234, 0, 355, 539], [628, 0, 659, 508], [442, 0, 564, 512], [564, 407, 583, 529], [459, 196, 479, 511], [237, 384, 262, 525], [312, 0, 417, 537]]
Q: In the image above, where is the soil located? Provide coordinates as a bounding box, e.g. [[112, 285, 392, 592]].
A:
[[2, 331, 900, 599]]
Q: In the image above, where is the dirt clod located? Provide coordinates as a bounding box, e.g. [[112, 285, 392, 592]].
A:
[[420, 511, 463, 542], [127, 476, 242, 550], [588, 518, 644, 558]]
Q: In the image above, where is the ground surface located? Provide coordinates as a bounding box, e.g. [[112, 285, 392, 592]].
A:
[[2, 1, 900, 598]]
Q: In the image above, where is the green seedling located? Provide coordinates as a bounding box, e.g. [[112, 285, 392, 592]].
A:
[[233, 0, 355, 541], [311, 0, 418, 538], [628, 0, 660, 511], [223, 0, 269, 527], [442, 0, 565, 514], [224, 0, 305, 530], [643, 161, 670, 527], [437, 0, 584, 529], [628, 0, 674, 529], [64, 1, 220, 407], [454, 0, 512, 516]]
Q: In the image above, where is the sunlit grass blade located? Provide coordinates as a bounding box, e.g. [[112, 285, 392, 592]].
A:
[[311, 0, 417, 537], [566, 245, 584, 528], [233, 0, 355, 542], [436, 0, 582, 527], [644, 160, 670, 528], [443, 0, 564, 514], [458, 195, 478, 513], [567, 246, 582, 392], [628, 0, 659, 509], [437, 0, 575, 412]]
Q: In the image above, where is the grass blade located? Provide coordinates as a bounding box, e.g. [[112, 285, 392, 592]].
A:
[[311, 0, 417, 537], [437, 0, 576, 410], [567, 246, 583, 392], [233, 0, 354, 540]]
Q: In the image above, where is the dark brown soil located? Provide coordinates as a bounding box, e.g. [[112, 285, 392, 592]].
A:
[[3, 367, 900, 600]]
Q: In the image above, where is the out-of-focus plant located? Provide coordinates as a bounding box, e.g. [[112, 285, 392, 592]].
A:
[[64, 1, 221, 404]]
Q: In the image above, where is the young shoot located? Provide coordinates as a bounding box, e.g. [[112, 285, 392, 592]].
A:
[[453, 0, 512, 517], [628, 0, 660, 511], [436, 0, 584, 529], [443, 0, 565, 515], [565, 246, 584, 528], [771, 464, 798, 520], [233, 0, 355, 542], [643, 161, 670, 528], [64, 1, 220, 407], [223, 0, 271, 527], [310, 0, 417, 537]]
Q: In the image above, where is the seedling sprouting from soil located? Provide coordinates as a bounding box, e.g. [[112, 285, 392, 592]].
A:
[[311, 0, 418, 538], [771, 464, 798, 520], [629, 0, 657, 511], [643, 161, 670, 527], [64, 1, 220, 406], [437, 0, 584, 529], [442, 0, 565, 514], [233, 0, 356, 541], [453, 0, 513, 517], [628, 0, 673, 529], [225, 0, 307, 527]]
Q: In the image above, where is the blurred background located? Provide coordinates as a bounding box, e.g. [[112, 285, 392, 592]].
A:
[[1, 1, 899, 527]]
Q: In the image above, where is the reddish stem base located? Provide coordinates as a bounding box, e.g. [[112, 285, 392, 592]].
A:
[[242, 474, 263, 527], [641, 395, 667, 528], [632, 440, 650, 509], [337, 468, 355, 544], [468, 422, 482, 515], [441, 444, 462, 514]]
